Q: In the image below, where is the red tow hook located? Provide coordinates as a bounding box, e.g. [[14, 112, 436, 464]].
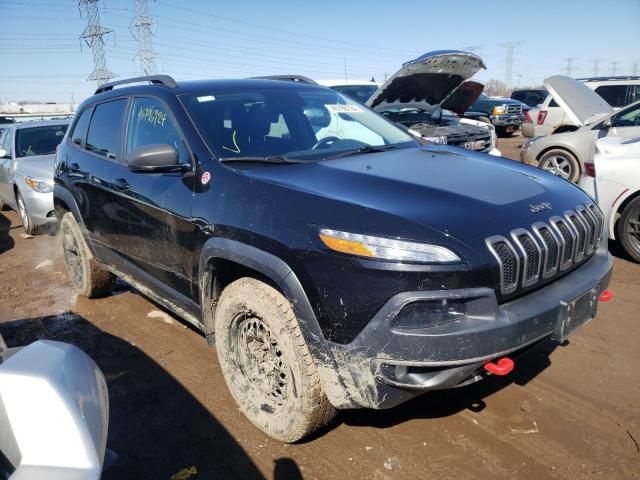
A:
[[484, 357, 515, 376], [599, 289, 614, 302]]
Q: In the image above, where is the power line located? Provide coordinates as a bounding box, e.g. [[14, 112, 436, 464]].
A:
[[130, 0, 158, 75], [562, 57, 577, 77], [78, 0, 115, 84]]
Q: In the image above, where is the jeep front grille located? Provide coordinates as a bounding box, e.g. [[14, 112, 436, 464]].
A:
[[486, 203, 603, 295]]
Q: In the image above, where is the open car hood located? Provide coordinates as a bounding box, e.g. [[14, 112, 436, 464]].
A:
[[441, 81, 485, 115], [366, 50, 486, 113], [544, 75, 614, 126]]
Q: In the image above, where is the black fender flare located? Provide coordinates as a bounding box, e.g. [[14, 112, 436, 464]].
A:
[[198, 237, 355, 408], [53, 184, 98, 257]]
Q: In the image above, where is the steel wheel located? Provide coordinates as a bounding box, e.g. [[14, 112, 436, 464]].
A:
[[62, 221, 86, 289], [231, 312, 291, 412]]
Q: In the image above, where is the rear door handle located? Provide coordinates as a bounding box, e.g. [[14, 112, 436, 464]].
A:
[[113, 177, 130, 191]]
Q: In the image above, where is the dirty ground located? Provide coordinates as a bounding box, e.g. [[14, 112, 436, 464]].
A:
[[1, 136, 638, 479]]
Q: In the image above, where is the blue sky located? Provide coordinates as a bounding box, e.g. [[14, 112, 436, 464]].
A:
[[1, 0, 639, 103]]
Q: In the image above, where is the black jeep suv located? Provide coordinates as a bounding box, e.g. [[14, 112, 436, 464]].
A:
[[54, 75, 613, 442]]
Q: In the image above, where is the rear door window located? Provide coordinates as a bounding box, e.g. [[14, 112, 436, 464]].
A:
[[70, 107, 92, 146], [126, 97, 188, 163], [86, 99, 128, 161], [594, 85, 628, 108]]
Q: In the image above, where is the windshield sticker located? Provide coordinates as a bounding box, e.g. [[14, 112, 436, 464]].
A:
[[325, 104, 364, 114], [137, 106, 167, 127], [197, 95, 216, 103]]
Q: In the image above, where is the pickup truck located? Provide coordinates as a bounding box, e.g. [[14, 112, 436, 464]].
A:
[[467, 94, 525, 136]]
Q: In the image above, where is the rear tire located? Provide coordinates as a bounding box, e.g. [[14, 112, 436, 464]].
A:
[[60, 212, 116, 297], [214, 277, 336, 442], [0, 197, 8, 212], [617, 196, 640, 263], [538, 148, 580, 183]]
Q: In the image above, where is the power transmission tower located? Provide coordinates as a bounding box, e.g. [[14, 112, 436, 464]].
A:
[[79, 0, 115, 84], [591, 58, 604, 76], [610, 61, 619, 76], [562, 57, 577, 77], [499, 42, 522, 89], [130, 0, 158, 75]]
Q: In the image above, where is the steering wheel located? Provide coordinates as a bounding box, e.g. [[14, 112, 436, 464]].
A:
[[312, 136, 341, 150]]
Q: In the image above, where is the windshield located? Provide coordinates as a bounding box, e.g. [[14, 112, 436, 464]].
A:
[[181, 86, 415, 161], [329, 85, 379, 104], [15, 125, 68, 158]]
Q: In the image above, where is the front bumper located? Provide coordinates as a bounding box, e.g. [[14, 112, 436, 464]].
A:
[[490, 113, 525, 127], [20, 187, 55, 226], [326, 245, 613, 409]]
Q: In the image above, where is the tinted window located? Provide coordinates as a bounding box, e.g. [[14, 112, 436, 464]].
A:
[[71, 108, 92, 145], [595, 85, 628, 108], [86, 99, 128, 160], [15, 125, 67, 157], [126, 97, 187, 163]]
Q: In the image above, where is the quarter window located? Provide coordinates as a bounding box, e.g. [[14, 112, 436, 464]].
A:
[[86, 99, 128, 160], [70, 108, 92, 146], [126, 97, 187, 163]]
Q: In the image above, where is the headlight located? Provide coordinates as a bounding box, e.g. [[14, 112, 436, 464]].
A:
[[318, 228, 460, 263], [24, 177, 53, 193], [422, 136, 448, 145], [492, 106, 506, 115]]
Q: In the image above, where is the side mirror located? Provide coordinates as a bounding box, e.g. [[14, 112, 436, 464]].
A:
[[127, 144, 190, 173], [601, 118, 612, 129], [0, 149, 8, 159]]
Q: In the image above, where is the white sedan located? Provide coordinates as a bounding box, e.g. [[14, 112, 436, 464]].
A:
[[579, 136, 640, 262]]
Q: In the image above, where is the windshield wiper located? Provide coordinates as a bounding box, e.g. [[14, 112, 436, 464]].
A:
[[325, 144, 400, 160], [219, 155, 299, 164]]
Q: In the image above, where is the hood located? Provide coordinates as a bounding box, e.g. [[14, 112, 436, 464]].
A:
[[441, 81, 485, 115], [544, 75, 614, 126], [596, 136, 640, 157], [15, 154, 56, 181], [244, 146, 590, 254], [366, 50, 486, 113]]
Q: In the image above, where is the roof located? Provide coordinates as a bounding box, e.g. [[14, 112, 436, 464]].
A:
[[12, 119, 70, 129], [577, 76, 640, 82]]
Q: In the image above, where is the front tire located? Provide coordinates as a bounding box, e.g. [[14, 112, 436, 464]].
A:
[[617, 196, 640, 263], [60, 212, 116, 297], [538, 148, 580, 183], [214, 277, 336, 442], [16, 191, 37, 235]]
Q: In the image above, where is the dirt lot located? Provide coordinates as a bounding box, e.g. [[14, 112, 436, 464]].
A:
[[1, 136, 639, 479]]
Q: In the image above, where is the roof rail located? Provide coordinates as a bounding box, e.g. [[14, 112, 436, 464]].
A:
[[576, 76, 640, 82], [250, 75, 318, 85], [94, 75, 178, 95]]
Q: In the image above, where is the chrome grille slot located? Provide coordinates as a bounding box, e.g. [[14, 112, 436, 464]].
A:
[[577, 206, 597, 254], [486, 236, 519, 294], [550, 217, 575, 270], [511, 229, 541, 286], [566, 211, 587, 262], [587, 203, 604, 244], [532, 222, 560, 277], [487, 204, 600, 296]]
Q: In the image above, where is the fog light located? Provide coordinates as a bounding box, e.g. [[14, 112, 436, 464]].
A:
[[393, 299, 467, 330]]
